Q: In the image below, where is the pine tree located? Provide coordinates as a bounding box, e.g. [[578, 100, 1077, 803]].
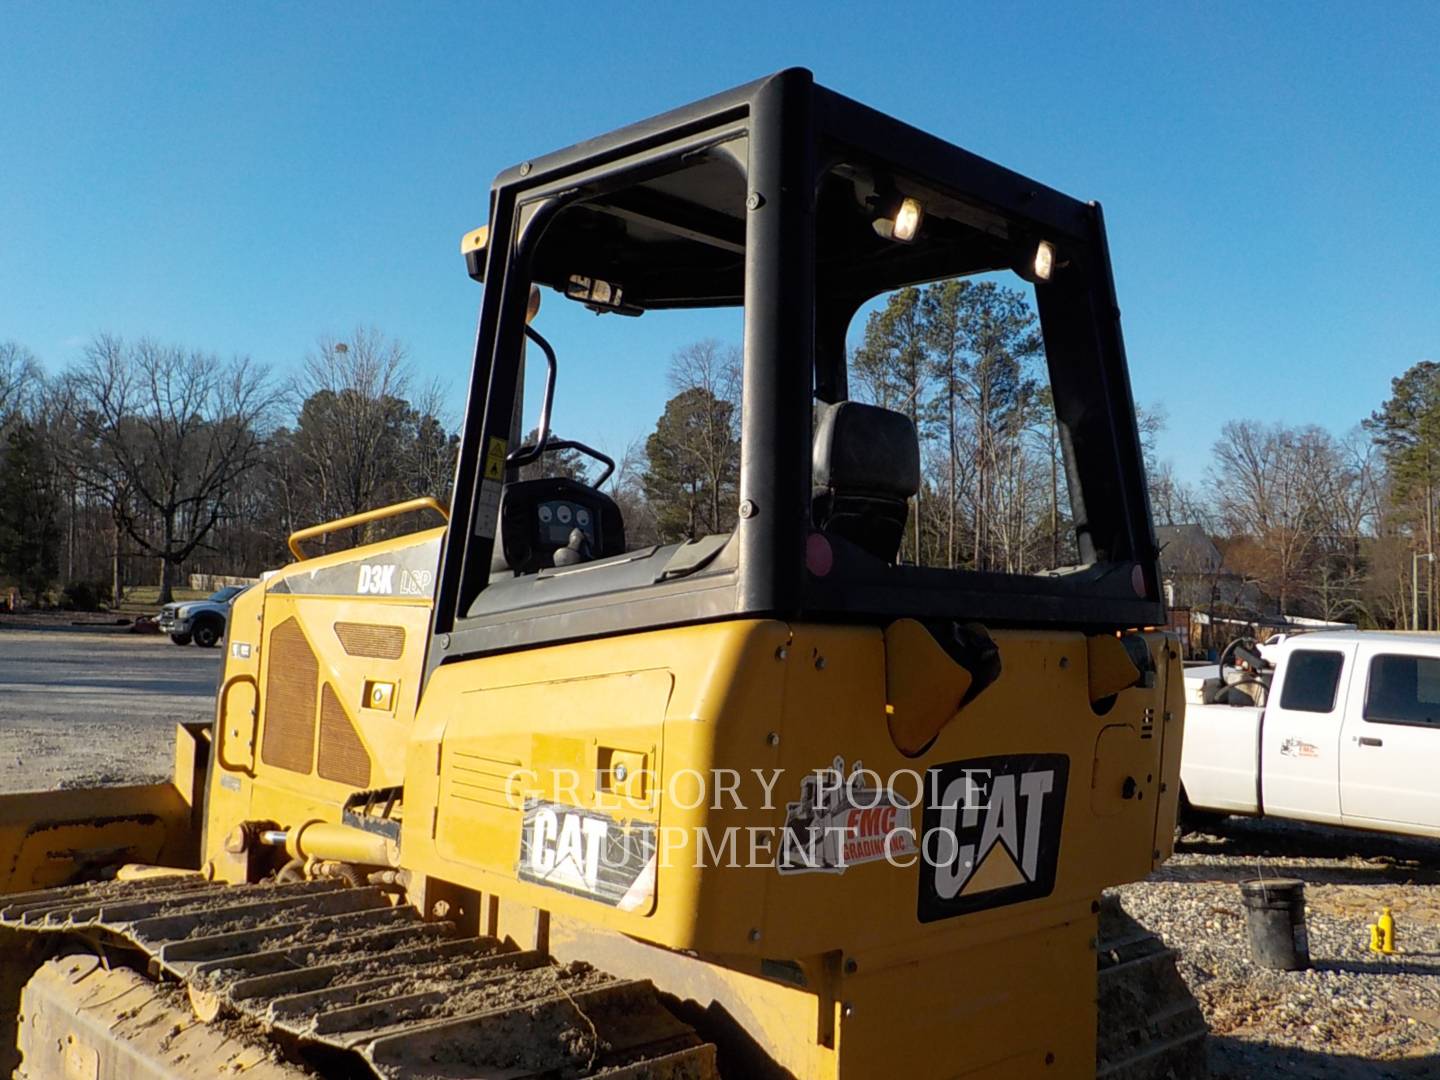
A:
[[852, 287, 933, 563], [642, 387, 738, 543], [0, 422, 62, 603], [1364, 361, 1440, 624]]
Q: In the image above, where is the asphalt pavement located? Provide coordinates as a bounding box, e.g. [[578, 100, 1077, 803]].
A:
[[0, 627, 221, 793]]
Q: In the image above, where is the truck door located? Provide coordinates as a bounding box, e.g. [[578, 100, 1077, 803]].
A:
[[1259, 645, 1355, 823], [1340, 648, 1440, 831]]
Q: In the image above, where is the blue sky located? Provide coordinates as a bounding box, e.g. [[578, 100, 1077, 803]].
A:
[[3, 3, 1437, 483]]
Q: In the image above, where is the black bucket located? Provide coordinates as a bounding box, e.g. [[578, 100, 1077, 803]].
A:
[[1239, 877, 1310, 970]]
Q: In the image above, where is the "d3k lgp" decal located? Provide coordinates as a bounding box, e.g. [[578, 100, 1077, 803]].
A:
[[917, 754, 1069, 922]]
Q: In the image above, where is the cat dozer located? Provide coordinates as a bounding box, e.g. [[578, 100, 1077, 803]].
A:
[[0, 69, 1204, 1078]]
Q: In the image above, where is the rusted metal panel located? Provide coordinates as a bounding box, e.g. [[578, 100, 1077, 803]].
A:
[[318, 683, 372, 788], [262, 617, 318, 774], [333, 621, 406, 660]]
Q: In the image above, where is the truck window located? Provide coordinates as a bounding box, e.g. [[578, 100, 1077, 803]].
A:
[[1278, 650, 1345, 713], [1364, 654, 1440, 728]]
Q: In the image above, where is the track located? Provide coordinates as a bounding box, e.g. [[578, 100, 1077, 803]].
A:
[[1096, 896, 1208, 1080], [2, 876, 1201, 1079], [0, 876, 716, 1079]]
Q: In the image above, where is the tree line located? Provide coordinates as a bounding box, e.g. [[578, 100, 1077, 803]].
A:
[[1165, 372, 1440, 632], [0, 331, 456, 605], [621, 282, 1440, 633], [3, 286, 1436, 629], [622, 281, 1091, 577]]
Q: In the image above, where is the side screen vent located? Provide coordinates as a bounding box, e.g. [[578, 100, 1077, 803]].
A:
[[319, 683, 373, 788], [334, 622, 406, 660], [262, 617, 317, 774]]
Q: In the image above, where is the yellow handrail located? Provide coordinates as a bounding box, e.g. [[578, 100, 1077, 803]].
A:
[[287, 496, 450, 561]]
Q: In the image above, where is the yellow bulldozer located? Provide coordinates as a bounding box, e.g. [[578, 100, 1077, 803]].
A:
[[0, 69, 1204, 1078]]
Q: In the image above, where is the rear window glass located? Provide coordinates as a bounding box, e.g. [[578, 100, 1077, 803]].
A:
[[1279, 651, 1344, 713], [1364, 654, 1440, 728]]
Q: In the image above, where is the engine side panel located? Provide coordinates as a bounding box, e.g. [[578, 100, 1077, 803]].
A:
[[405, 622, 1179, 956], [204, 530, 440, 881]]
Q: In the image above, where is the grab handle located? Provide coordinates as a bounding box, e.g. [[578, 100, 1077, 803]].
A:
[[287, 497, 449, 561]]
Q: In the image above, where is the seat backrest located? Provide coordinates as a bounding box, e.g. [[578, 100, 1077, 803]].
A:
[[811, 401, 919, 563]]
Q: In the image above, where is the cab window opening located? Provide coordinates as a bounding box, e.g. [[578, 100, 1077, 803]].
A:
[[810, 154, 1090, 578], [471, 139, 749, 595]]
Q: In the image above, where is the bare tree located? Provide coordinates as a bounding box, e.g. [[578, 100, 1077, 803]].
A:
[[280, 328, 455, 549], [1149, 460, 1213, 530], [291, 329, 413, 525], [611, 437, 659, 548], [0, 341, 41, 422], [1211, 421, 1341, 613], [409, 377, 458, 502], [63, 334, 275, 603]]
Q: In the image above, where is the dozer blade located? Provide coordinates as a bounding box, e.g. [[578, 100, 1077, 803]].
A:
[[0, 782, 198, 895], [0, 722, 208, 895], [2, 877, 718, 1079]]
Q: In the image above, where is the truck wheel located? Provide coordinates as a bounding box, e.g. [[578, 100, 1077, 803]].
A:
[[169, 632, 192, 646], [192, 620, 222, 648]]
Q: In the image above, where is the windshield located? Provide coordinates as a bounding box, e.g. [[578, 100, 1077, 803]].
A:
[[209, 586, 243, 603]]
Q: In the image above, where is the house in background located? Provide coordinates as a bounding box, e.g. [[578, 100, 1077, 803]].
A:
[[1157, 524, 1270, 657], [1158, 524, 1225, 610]]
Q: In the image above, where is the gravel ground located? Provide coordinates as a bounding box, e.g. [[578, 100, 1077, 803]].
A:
[[0, 624, 220, 793], [1115, 816, 1440, 1078]]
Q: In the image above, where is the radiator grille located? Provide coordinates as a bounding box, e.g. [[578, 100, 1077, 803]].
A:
[[334, 622, 406, 660], [261, 617, 316, 774], [319, 683, 373, 788]]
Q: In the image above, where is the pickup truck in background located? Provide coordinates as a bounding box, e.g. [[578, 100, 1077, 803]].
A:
[[1181, 631, 1440, 839], [156, 584, 247, 647]]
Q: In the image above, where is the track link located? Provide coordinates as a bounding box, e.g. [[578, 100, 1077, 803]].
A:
[[1096, 896, 1208, 1080], [1, 877, 716, 1079]]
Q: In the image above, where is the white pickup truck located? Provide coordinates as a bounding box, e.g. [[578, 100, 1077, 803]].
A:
[[1181, 631, 1440, 839]]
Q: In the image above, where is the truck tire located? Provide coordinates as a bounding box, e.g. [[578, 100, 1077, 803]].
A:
[[169, 632, 193, 646], [192, 619, 222, 648]]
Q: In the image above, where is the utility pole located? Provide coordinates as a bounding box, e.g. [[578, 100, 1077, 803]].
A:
[[1413, 551, 1435, 630]]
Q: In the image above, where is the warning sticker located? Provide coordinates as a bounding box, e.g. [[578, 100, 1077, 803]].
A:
[[483, 436, 508, 481], [473, 479, 502, 539]]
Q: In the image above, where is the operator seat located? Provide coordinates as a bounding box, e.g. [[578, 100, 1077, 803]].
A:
[[811, 400, 920, 563]]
